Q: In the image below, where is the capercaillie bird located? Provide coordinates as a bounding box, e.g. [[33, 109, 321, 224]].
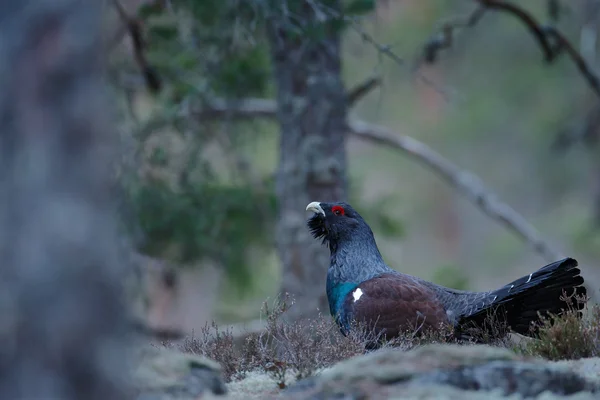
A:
[[306, 201, 587, 342]]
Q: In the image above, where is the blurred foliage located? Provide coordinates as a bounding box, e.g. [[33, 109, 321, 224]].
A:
[[140, 0, 271, 99], [130, 180, 276, 287], [115, 0, 277, 292]]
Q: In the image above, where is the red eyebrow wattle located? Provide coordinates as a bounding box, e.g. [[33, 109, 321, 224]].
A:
[[332, 205, 345, 215]]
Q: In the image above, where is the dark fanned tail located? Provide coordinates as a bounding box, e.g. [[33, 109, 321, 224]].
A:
[[463, 257, 587, 336]]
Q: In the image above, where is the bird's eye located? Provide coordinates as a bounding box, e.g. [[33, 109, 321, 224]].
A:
[[332, 205, 345, 216]]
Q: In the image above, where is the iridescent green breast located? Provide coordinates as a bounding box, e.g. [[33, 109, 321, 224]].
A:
[[326, 279, 358, 333]]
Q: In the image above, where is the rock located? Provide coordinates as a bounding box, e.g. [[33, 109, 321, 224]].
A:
[[318, 343, 521, 385], [134, 345, 227, 399], [281, 344, 600, 399], [414, 360, 596, 397], [551, 357, 600, 384], [226, 370, 298, 400]]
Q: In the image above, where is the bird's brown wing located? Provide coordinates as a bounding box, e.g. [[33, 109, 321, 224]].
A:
[[344, 273, 450, 339]]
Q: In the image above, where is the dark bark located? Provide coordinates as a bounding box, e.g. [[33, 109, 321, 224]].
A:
[[265, 0, 349, 320]]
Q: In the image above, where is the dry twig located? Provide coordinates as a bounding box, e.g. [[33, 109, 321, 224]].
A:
[[423, 6, 487, 64], [347, 75, 382, 106], [111, 0, 162, 92]]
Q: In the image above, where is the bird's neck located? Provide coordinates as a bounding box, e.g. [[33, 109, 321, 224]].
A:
[[325, 233, 392, 322], [327, 232, 392, 285]]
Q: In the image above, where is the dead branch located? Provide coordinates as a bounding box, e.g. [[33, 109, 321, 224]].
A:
[[425, 1, 600, 101], [111, 0, 162, 92], [201, 98, 279, 120], [476, 0, 555, 61], [474, 0, 600, 99], [348, 119, 564, 261], [185, 97, 564, 262], [201, 76, 381, 118], [544, 25, 600, 99], [423, 6, 487, 64], [347, 76, 382, 106]]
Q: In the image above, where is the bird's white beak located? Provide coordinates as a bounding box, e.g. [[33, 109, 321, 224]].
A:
[[306, 201, 325, 216]]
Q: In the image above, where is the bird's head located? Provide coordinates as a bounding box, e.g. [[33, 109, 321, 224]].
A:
[[306, 201, 369, 248]]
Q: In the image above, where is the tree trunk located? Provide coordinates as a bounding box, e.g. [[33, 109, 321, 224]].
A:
[[0, 2, 130, 398], [266, 0, 348, 320]]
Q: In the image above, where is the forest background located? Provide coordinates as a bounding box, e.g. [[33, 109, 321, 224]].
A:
[[107, 0, 600, 334]]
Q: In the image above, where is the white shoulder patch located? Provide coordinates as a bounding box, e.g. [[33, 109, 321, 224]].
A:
[[352, 288, 364, 302]]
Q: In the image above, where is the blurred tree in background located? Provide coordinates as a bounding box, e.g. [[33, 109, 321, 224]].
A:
[[265, 0, 350, 321]]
